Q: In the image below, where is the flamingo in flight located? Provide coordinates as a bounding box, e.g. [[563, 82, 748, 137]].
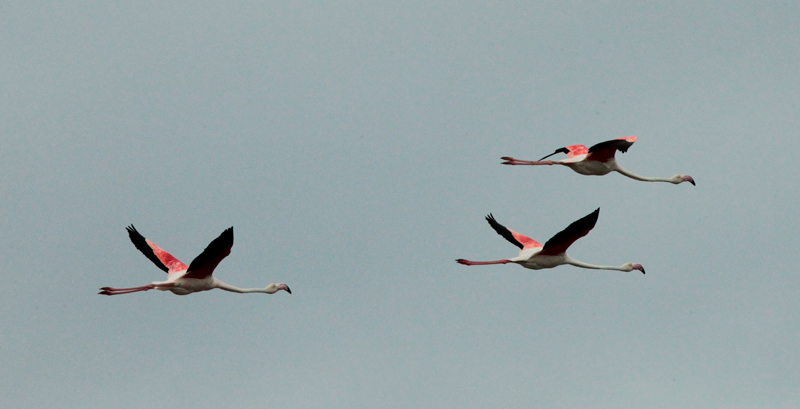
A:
[[501, 137, 695, 185], [99, 226, 291, 296], [456, 208, 645, 274]]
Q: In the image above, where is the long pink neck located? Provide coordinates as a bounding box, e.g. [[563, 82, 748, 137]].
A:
[[214, 279, 271, 293], [613, 164, 676, 183], [564, 256, 631, 271]]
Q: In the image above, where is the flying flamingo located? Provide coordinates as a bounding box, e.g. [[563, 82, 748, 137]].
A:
[[99, 226, 291, 296], [456, 208, 645, 274], [501, 137, 695, 185]]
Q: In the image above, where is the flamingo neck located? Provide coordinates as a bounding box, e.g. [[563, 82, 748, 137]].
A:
[[613, 164, 678, 183], [564, 256, 632, 272], [213, 279, 272, 294]]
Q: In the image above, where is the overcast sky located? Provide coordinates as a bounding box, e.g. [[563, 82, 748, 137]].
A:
[[2, 1, 799, 408]]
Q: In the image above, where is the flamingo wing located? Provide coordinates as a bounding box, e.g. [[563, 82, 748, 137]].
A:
[[585, 137, 637, 162], [183, 227, 234, 279], [539, 208, 599, 256], [126, 225, 188, 273], [485, 214, 542, 250], [538, 144, 588, 160]]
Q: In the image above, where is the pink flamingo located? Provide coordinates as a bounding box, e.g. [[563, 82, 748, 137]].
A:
[[501, 137, 695, 185], [100, 226, 291, 296], [456, 208, 645, 273]]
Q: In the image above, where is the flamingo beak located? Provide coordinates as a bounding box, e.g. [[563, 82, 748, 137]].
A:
[[632, 264, 645, 274], [683, 175, 696, 186], [282, 284, 292, 294]]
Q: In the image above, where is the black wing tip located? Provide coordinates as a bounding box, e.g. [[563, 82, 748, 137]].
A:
[[485, 213, 508, 231], [124, 223, 169, 273], [207, 226, 235, 249], [541, 208, 601, 251], [126, 224, 146, 240], [125, 224, 147, 242], [222, 226, 234, 242], [617, 140, 634, 154], [584, 208, 600, 227], [588, 139, 635, 154], [483, 213, 524, 250]]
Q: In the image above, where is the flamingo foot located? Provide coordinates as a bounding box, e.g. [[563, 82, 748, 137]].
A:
[[501, 157, 556, 166], [456, 259, 510, 266], [98, 284, 155, 295]]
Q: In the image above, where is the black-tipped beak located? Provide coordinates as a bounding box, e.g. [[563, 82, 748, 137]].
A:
[[690, 180, 696, 186], [285, 286, 292, 294]]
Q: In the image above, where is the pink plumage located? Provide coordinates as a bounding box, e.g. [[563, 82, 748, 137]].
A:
[[456, 208, 645, 274], [501, 137, 695, 185]]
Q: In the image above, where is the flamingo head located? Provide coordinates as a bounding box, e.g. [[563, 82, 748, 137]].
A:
[[629, 263, 645, 274], [672, 174, 695, 185], [265, 283, 292, 294]]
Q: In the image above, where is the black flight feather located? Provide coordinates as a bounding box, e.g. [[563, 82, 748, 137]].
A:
[[543, 208, 599, 251], [126, 225, 169, 273], [588, 139, 634, 154], [485, 214, 524, 250], [187, 227, 234, 273]]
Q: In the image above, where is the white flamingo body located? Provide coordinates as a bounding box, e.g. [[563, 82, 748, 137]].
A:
[[146, 274, 253, 296], [513, 252, 565, 270], [456, 209, 645, 274], [502, 137, 695, 185], [562, 156, 617, 176], [99, 225, 291, 296], [151, 274, 215, 295]]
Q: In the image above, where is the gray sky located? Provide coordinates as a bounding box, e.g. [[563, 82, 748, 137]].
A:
[[2, 1, 799, 408]]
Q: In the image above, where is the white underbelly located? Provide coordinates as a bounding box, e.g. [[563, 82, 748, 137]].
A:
[[519, 254, 566, 270], [568, 160, 614, 175], [155, 276, 214, 295]]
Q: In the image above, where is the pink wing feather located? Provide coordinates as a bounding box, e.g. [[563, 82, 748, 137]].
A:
[[146, 239, 189, 273], [485, 214, 542, 250], [126, 225, 188, 274], [511, 229, 543, 249], [564, 144, 588, 157]]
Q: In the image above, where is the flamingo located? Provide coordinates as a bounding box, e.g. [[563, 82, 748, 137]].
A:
[[456, 208, 645, 274], [99, 225, 291, 296], [501, 137, 695, 185]]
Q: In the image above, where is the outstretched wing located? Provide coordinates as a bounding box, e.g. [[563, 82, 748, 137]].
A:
[[183, 227, 234, 279], [585, 137, 637, 162], [485, 214, 542, 250], [126, 225, 188, 274], [539, 208, 599, 256]]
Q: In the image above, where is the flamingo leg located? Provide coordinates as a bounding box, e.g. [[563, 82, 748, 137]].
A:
[[99, 284, 157, 296], [456, 259, 511, 266], [501, 157, 559, 166]]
